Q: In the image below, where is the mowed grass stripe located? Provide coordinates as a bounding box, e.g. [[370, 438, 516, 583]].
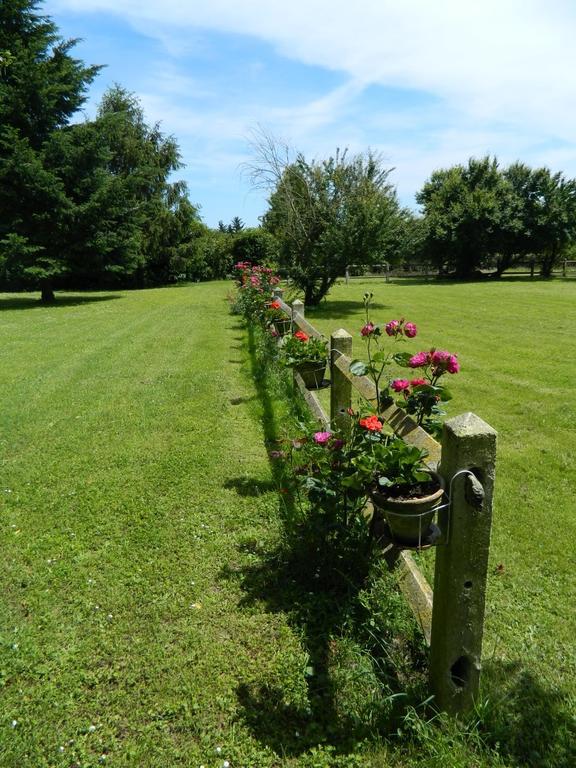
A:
[[0, 284, 306, 767]]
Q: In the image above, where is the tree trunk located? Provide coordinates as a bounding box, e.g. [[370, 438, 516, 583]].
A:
[[540, 247, 557, 278], [304, 274, 336, 306], [40, 280, 55, 303]]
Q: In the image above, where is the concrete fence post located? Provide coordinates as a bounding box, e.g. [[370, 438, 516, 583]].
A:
[[429, 412, 497, 715], [330, 329, 353, 432], [292, 299, 305, 320], [272, 286, 284, 301]]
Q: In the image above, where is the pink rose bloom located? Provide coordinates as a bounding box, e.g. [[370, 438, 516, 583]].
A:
[[270, 276, 280, 285], [431, 349, 450, 366], [430, 350, 459, 374], [391, 379, 410, 392], [410, 378, 427, 387], [360, 322, 375, 337], [313, 431, 332, 444], [404, 322, 417, 338], [250, 275, 260, 286], [409, 351, 430, 368], [447, 354, 460, 374], [385, 320, 401, 336]]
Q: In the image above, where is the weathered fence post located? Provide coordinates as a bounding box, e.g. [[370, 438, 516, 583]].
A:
[[330, 329, 352, 432], [292, 299, 305, 320], [429, 412, 497, 715], [272, 286, 284, 300]]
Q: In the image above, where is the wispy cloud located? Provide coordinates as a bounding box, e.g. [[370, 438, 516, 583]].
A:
[[47, 0, 576, 224]]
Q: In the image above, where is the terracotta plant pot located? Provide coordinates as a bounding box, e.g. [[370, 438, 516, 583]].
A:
[[370, 471, 445, 547], [295, 361, 327, 389]]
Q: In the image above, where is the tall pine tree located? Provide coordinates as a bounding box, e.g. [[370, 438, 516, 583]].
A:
[[0, 0, 100, 300]]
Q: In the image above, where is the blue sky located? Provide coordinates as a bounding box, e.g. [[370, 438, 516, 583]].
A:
[[45, 0, 576, 228]]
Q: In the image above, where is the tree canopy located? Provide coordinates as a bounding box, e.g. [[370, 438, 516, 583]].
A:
[[0, 2, 203, 300], [251, 134, 406, 305], [417, 156, 576, 279]]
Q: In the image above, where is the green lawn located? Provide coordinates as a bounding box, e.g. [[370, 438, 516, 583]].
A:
[[302, 277, 576, 763], [1, 279, 574, 768], [0, 285, 309, 767]]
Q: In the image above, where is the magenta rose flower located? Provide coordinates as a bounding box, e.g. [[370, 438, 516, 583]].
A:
[[447, 354, 460, 374], [431, 349, 449, 366], [409, 351, 430, 368], [313, 431, 332, 445], [391, 379, 410, 392], [404, 322, 417, 338], [429, 350, 459, 373], [385, 320, 400, 336], [410, 378, 427, 387], [360, 322, 375, 337]]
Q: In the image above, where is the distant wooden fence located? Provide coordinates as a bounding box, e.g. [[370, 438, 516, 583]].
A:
[[344, 263, 432, 283], [345, 260, 576, 281], [272, 286, 497, 716]]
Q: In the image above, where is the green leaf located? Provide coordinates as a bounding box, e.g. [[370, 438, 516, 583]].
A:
[[393, 352, 413, 367]]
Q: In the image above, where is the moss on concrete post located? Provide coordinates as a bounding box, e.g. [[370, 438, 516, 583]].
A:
[[429, 412, 497, 715], [330, 329, 352, 432]]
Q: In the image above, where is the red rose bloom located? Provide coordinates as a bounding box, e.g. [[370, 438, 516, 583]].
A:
[[359, 415, 383, 432], [294, 330, 309, 342]]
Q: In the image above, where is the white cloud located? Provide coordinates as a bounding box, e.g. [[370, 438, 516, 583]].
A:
[[51, 0, 576, 134], [47, 0, 576, 223]]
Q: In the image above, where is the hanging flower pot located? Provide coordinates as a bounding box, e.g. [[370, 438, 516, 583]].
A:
[[370, 471, 445, 547], [295, 360, 327, 389], [280, 331, 328, 386], [273, 318, 292, 336]]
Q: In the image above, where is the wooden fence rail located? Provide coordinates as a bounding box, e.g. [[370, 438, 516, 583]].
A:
[[270, 287, 497, 716]]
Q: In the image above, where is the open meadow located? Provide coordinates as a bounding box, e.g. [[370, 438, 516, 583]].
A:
[[0, 279, 574, 767]]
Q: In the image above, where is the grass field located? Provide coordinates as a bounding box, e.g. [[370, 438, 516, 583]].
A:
[[299, 277, 576, 764], [1, 279, 575, 767]]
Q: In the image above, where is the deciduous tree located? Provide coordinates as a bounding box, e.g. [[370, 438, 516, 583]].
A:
[[249, 133, 404, 305]]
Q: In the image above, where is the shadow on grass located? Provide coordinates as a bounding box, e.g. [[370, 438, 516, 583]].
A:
[[481, 661, 576, 768], [222, 319, 576, 765], [0, 293, 122, 311], [229, 395, 256, 405], [219, 322, 425, 757], [223, 477, 277, 497], [304, 297, 392, 322], [230, 533, 398, 756]]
